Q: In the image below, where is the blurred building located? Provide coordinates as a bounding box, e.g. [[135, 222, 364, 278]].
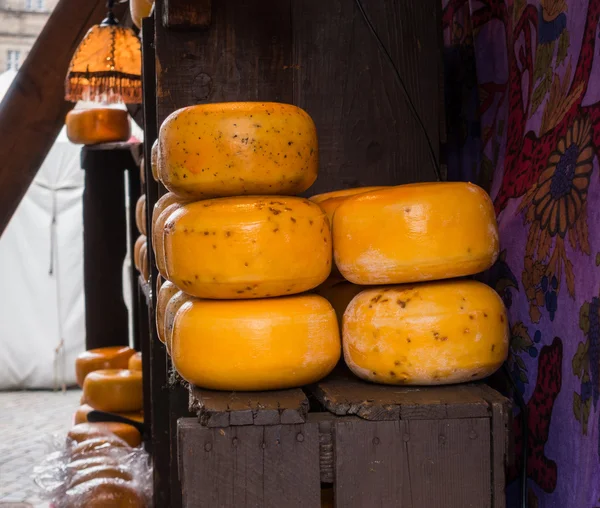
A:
[[0, 0, 58, 71]]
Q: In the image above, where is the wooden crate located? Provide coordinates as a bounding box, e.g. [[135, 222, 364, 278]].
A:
[[178, 371, 510, 508]]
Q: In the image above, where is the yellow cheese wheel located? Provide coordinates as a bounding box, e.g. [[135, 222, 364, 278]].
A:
[[171, 294, 340, 391], [151, 139, 159, 182], [75, 347, 135, 388], [67, 465, 133, 490], [164, 196, 332, 299], [152, 193, 187, 279], [70, 436, 130, 461], [66, 456, 120, 476], [133, 235, 146, 273], [333, 182, 499, 285], [74, 404, 143, 425], [135, 194, 147, 236], [63, 478, 145, 508], [164, 291, 193, 354], [128, 352, 142, 372], [343, 280, 509, 385], [83, 369, 143, 413], [130, 0, 153, 28], [158, 102, 318, 199], [309, 186, 388, 204], [65, 109, 131, 145], [137, 241, 149, 281], [156, 274, 164, 291], [314, 281, 364, 329], [68, 422, 141, 448], [139, 157, 145, 186], [156, 280, 180, 344]]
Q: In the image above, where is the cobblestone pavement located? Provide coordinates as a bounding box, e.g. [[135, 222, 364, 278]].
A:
[[0, 389, 81, 507]]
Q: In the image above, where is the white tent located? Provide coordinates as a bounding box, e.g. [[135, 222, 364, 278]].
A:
[[0, 70, 143, 389]]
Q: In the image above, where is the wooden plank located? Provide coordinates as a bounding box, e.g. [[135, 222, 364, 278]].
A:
[[334, 419, 412, 507], [189, 385, 309, 427], [163, 0, 211, 29], [405, 418, 491, 508], [154, 0, 293, 125], [292, 0, 442, 194], [178, 418, 320, 508], [0, 0, 127, 235], [310, 370, 493, 421], [136, 281, 151, 449]]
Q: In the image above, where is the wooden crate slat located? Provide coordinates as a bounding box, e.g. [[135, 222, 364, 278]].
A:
[[178, 419, 320, 508], [189, 385, 309, 427]]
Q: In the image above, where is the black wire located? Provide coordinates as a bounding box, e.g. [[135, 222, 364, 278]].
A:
[[502, 363, 528, 508], [353, 0, 442, 181]]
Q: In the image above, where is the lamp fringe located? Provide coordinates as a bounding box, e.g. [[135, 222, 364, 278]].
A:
[[65, 74, 142, 104]]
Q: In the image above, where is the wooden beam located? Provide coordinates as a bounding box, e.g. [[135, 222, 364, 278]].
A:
[[0, 0, 126, 236], [163, 0, 211, 29]]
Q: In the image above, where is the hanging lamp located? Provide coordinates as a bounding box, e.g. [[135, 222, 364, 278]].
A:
[[65, 0, 142, 104]]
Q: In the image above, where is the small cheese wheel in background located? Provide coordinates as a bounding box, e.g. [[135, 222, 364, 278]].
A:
[[133, 235, 145, 273], [158, 102, 318, 199], [74, 404, 143, 425], [130, 0, 153, 28], [75, 347, 135, 388], [83, 369, 143, 413], [66, 456, 119, 476], [65, 109, 131, 145], [171, 294, 340, 391], [164, 291, 193, 354], [333, 182, 499, 285], [309, 186, 388, 204], [135, 194, 147, 236], [128, 352, 142, 372], [139, 157, 145, 186], [70, 436, 130, 461], [343, 280, 509, 385], [151, 139, 159, 182], [314, 281, 364, 329], [139, 241, 149, 281], [62, 478, 144, 508], [156, 281, 180, 344], [67, 465, 133, 490], [164, 196, 331, 299], [68, 422, 141, 447]]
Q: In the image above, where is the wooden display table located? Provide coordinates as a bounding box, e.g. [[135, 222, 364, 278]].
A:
[[179, 371, 510, 508]]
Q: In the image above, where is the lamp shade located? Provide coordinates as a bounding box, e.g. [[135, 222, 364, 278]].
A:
[[65, 24, 142, 104]]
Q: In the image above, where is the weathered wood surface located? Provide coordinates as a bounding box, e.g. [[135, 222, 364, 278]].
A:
[[310, 369, 506, 420], [189, 386, 309, 427], [0, 0, 127, 236], [154, 0, 442, 191], [178, 418, 321, 508], [163, 0, 212, 29]]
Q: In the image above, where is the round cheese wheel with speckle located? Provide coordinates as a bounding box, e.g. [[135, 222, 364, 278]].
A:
[[135, 194, 147, 236], [171, 294, 340, 391], [156, 281, 180, 344], [67, 465, 133, 490], [128, 352, 142, 372], [62, 478, 145, 508], [158, 102, 318, 199], [75, 347, 135, 388], [343, 280, 509, 385], [164, 196, 332, 299], [309, 186, 388, 204], [164, 291, 193, 354], [333, 182, 499, 285], [151, 139, 159, 182], [83, 369, 143, 413], [65, 109, 131, 145], [68, 422, 141, 448], [74, 404, 143, 426]]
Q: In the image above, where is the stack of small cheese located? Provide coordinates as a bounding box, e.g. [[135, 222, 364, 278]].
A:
[[134, 189, 149, 282], [312, 183, 509, 385], [151, 103, 341, 391]]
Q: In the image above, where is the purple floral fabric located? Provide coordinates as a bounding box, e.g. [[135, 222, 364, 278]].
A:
[[442, 0, 600, 506]]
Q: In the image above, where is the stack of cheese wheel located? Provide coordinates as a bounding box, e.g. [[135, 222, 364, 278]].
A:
[[152, 102, 341, 391], [316, 182, 509, 385], [134, 193, 149, 282]]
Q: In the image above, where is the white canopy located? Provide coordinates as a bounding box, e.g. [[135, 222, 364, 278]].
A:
[[0, 70, 142, 389]]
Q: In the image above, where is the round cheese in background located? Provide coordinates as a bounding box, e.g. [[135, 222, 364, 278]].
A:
[[67, 465, 133, 490], [138, 241, 149, 282], [65, 109, 131, 145], [333, 182, 499, 285], [130, 0, 153, 28], [128, 352, 142, 372], [139, 157, 145, 186], [151, 139, 159, 182], [152, 193, 188, 279], [74, 404, 143, 426], [75, 347, 135, 388], [171, 294, 341, 391], [156, 280, 180, 344], [164, 196, 332, 299], [158, 102, 318, 199], [133, 235, 146, 273], [83, 369, 143, 413], [135, 194, 147, 236], [164, 291, 193, 354], [66, 456, 120, 476], [69, 435, 130, 461], [68, 422, 141, 448], [343, 280, 509, 385], [62, 478, 145, 508]]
